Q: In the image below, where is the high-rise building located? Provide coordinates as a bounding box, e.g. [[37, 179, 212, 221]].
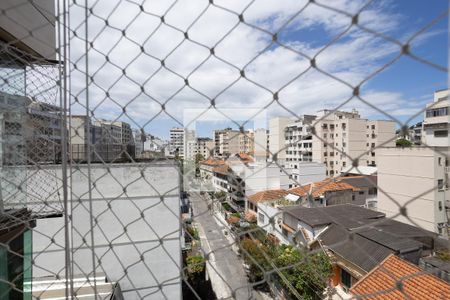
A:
[[0, 93, 63, 165], [422, 89, 450, 146], [377, 147, 449, 237], [214, 128, 241, 157], [239, 130, 254, 154], [365, 120, 397, 167], [284, 115, 316, 169], [69, 115, 92, 162], [94, 120, 135, 161], [377, 89, 450, 238], [169, 127, 195, 158], [312, 109, 395, 177], [268, 117, 293, 166], [169, 127, 185, 157]]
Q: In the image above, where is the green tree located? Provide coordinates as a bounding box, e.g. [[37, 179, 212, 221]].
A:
[[241, 237, 332, 300], [274, 245, 332, 300], [195, 153, 205, 164], [396, 138, 412, 147], [240, 238, 274, 282], [194, 153, 205, 177]]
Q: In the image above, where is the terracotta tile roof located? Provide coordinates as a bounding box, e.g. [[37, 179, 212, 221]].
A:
[[212, 166, 230, 175], [350, 254, 450, 299], [226, 216, 240, 224], [288, 179, 360, 198], [248, 189, 288, 203], [199, 158, 226, 166], [244, 211, 257, 222], [236, 153, 254, 163]]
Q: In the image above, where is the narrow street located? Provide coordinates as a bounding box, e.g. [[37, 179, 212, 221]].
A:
[[189, 192, 254, 300]]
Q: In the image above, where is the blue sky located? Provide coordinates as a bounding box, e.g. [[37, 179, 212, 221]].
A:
[[71, 0, 448, 140]]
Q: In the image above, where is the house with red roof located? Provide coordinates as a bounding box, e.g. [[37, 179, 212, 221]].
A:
[[351, 254, 450, 299]]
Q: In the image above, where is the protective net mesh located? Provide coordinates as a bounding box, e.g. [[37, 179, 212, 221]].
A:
[[0, 0, 449, 299]]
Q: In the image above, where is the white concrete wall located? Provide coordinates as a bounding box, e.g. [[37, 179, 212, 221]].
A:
[[377, 147, 449, 236], [29, 163, 182, 300], [269, 117, 292, 164], [257, 203, 289, 244], [289, 162, 326, 188]]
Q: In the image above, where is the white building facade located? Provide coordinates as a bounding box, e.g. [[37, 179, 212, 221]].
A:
[[377, 147, 450, 237], [422, 89, 450, 147], [284, 115, 316, 169], [269, 117, 293, 166], [312, 109, 395, 177]]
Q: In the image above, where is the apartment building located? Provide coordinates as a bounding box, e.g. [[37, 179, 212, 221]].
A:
[[239, 130, 254, 154], [93, 120, 135, 161], [214, 128, 240, 157], [377, 147, 449, 237], [422, 89, 450, 146], [69, 117, 135, 162], [185, 137, 214, 160], [312, 109, 395, 177], [197, 137, 215, 158], [169, 127, 194, 158], [284, 115, 316, 169], [0, 93, 63, 165], [269, 117, 293, 166], [70, 116, 92, 161], [377, 90, 450, 238], [366, 120, 396, 166]]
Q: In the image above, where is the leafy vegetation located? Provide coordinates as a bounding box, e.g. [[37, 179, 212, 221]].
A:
[[231, 212, 241, 219], [396, 138, 412, 147], [214, 191, 227, 201], [186, 225, 199, 240], [436, 250, 450, 261], [241, 237, 332, 299], [185, 255, 206, 283]]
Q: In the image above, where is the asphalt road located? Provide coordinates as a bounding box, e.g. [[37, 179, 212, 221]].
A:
[[189, 192, 254, 300]]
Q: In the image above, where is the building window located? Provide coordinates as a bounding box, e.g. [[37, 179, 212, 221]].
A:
[[426, 107, 449, 117], [438, 179, 445, 190], [435, 130, 448, 137], [341, 268, 352, 289], [258, 213, 265, 223]]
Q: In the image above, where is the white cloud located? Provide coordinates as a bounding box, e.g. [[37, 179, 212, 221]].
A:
[[67, 0, 437, 133]]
